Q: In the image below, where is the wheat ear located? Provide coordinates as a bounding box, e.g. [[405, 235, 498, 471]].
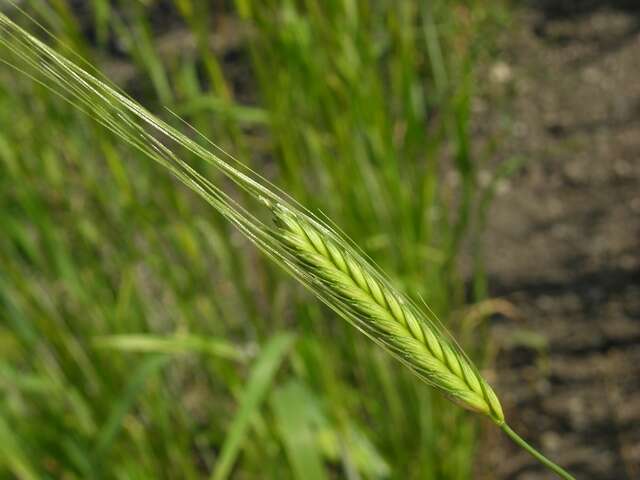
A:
[[272, 203, 504, 423]]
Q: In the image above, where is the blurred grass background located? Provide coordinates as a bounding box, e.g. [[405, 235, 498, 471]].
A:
[[0, 1, 510, 478]]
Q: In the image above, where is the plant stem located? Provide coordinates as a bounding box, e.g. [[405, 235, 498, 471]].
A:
[[500, 423, 575, 480]]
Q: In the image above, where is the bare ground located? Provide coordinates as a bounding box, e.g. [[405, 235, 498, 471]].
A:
[[476, 2, 640, 478]]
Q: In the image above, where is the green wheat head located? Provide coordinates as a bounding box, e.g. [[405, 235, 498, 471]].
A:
[[272, 202, 504, 422]]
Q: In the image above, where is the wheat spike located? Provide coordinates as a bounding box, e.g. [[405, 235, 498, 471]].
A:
[[272, 203, 504, 424]]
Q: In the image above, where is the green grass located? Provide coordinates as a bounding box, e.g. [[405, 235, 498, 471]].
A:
[[0, 1, 509, 478]]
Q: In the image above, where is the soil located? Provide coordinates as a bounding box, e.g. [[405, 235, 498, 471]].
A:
[[475, 2, 640, 478]]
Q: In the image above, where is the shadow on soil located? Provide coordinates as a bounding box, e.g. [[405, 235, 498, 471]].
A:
[[524, 0, 640, 66], [525, 0, 640, 18]]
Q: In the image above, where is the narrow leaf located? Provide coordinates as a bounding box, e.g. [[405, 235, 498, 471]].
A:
[[211, 333, 295, 480], [211, 334, 294, 480]]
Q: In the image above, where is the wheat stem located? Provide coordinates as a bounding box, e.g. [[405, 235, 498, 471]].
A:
[[501, 423, 576, 480]]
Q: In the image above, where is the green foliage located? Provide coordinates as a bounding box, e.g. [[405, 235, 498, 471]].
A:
[[0, 1, 510, 479]]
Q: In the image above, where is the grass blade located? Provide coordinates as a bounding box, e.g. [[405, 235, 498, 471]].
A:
[[271, 381, 327, 480], [94, 334, 249, 362], [0, 416, 39, 480], [211, 333, 295, 480], [94, 355, 169, 458]]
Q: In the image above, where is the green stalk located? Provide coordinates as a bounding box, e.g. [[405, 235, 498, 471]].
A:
[[501, 423, 575, 480]]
